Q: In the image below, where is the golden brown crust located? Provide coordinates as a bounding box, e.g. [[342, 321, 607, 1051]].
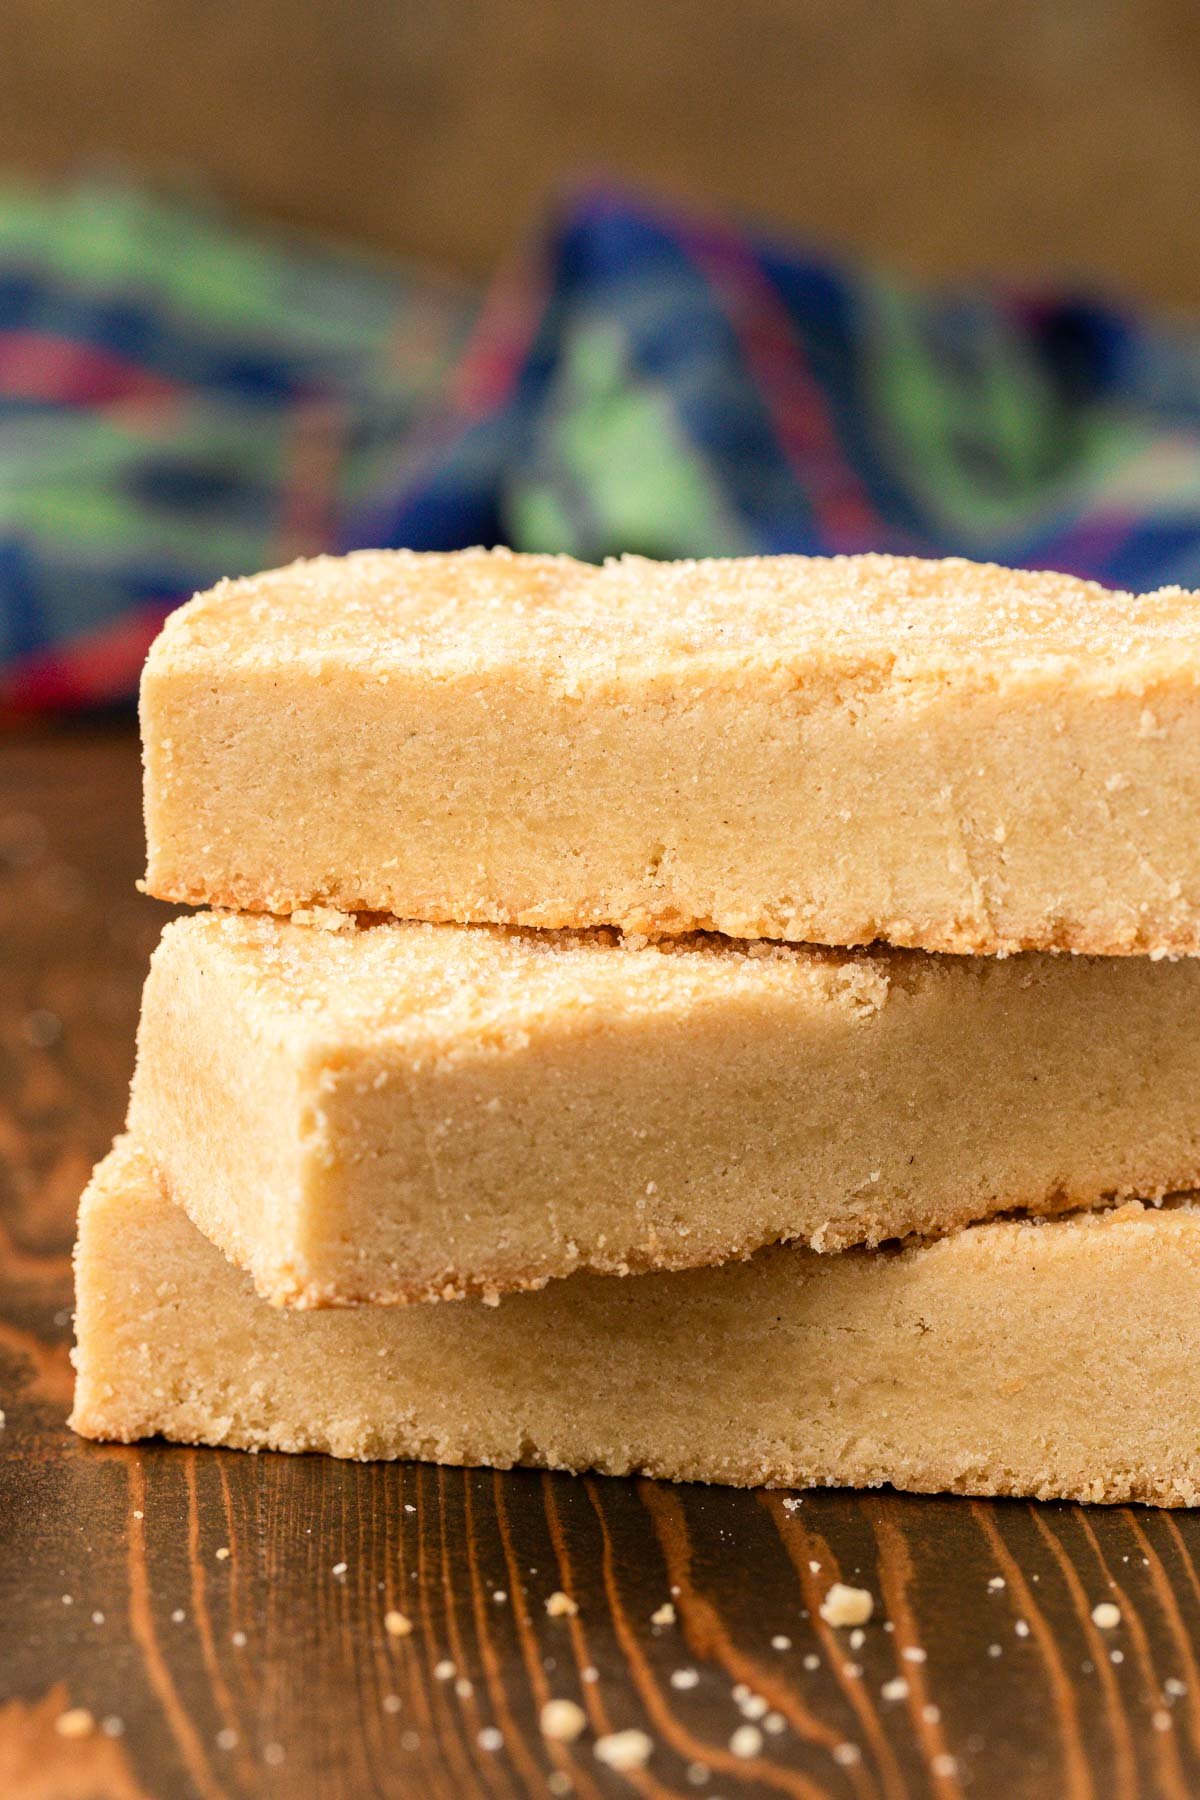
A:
[[145, 547, 1200, 678], [73, 1140, 1200, 1504], [238, 1181, 1189, 1310], [141, 872, 1200, 960], [69, 1405, 1200, 1506]]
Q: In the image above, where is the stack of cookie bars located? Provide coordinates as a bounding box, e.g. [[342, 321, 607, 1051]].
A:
[[72, 549, 1200, 1506]]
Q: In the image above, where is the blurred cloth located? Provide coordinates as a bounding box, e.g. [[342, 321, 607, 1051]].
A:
[[359, 186, 1200, 584], [0, 179, 472, 710], [8, 180, 1200, 712]]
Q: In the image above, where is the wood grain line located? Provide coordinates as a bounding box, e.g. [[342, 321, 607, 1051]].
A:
[[765, 1495, 910, 1800], [546, 1477, 682, 1800], [412, 1463, 482, 1800], [213, 1458, 255, 1694], [381, 1470, 441, 1774], [971, 1505, 1093, 1800], [0, 1316, 73, 1407], [1028, 1507, 1137, 1796], [461, 1472, 548, 1798], [869, 1511, 963, 1800], [125, 1459, 223, 1800], [0, 1683, 154, 1800], [583, 1480, 828, 1800], [434, 1464, 509, 1800], [183, 1452, 254, 1785], [1126, 1514, 1200, 1758], [644, 1485, 845, 1757], [492, 1473, 608, 1800], [0, 1209, 71, 1284], [1162, 1515, 1200, 1618], [1075, 1511, 1189, 1800]]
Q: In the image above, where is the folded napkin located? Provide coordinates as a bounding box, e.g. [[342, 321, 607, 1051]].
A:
[[7, 178, 1200, 712], [355, 185, 1200, 594]]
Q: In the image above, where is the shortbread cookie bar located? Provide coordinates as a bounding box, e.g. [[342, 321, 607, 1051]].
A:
[[128, 912, 1200, 1306], [141, 548, 1200, 954], [71, 1138, 1200, 1505]]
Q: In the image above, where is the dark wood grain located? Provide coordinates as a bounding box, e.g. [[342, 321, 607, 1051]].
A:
[[4, 728, 1200, 1800]]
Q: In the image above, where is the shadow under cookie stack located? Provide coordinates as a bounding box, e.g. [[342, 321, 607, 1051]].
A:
[[72, 548, 1200, 1507]]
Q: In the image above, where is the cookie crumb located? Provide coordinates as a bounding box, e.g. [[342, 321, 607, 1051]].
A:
[[540, 1699, 587, 1743], [670, 1668, 700, 1690], [833, 1742, 862, 1766], [729, 1724, 763, 1759], [1092, 1602, 1121, 1629], [478, 1726, 504, 1751], [594, 1728, 653, 1771], [291, 905, 354, 931], [434, 1659, 456, 1680], [651, 1602, 676, 1627], [545, 1591, 578, 1618], [819, 1583, 873, 1627], [987, 1576, 1005, 1591], [55, 1708, 94, 1739], [215, 1547, 230, 1561], [882, 1677, 909, 1701], [771, 1634, 791, 1650], [384, 1611, 413, 1638]]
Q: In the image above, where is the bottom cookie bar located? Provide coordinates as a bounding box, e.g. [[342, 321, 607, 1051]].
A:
[[71, 1138, 1200, 1506]]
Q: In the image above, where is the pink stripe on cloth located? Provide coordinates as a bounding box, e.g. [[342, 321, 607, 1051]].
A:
[[675, 215, 884, 549], [0, 601, 172, 714], [272, 396, 345, 566], [450, 233, 554, 419], [0, 331, 183, 408]]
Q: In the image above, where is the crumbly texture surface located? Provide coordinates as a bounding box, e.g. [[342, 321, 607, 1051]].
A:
[[127, 911, 1200, 1307], [141, 547, 1200, 955], [71, 1138, 1200, 1505]]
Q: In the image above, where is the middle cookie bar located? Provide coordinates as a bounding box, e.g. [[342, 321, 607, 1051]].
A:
[[130, 913, 1200, 1307]]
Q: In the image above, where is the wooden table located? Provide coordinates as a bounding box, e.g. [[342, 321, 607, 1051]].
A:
[[4, 727, 1200, 1800]]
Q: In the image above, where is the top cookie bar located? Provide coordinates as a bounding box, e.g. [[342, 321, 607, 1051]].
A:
[[141, 547, 1200, 954]]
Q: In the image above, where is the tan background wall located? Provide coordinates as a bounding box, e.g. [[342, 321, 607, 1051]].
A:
[[4, 0, 1200, 305]]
